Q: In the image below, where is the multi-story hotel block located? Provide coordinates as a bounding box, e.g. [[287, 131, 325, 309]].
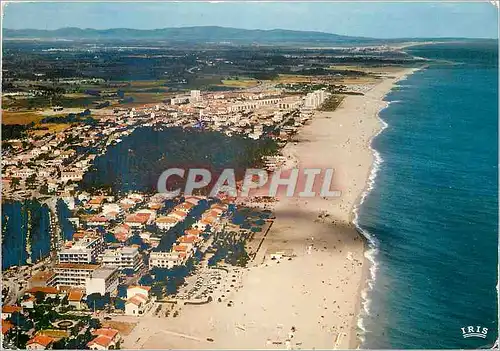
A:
[[58, 234, 105, 264], [53, 263, 101, 288], [101, 246, 143, 272]]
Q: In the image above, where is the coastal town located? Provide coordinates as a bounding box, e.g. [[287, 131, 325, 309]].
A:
[[2, 83, 339, 349], [2, 87, 337, 199], [0, 14, 435, 349]]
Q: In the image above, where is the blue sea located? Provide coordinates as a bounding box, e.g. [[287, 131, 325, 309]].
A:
[[356, 42, 498, 349]]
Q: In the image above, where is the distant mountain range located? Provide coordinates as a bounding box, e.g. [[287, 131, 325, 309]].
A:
[[3, 26, 487, 47], [3, 26, 386, 45]]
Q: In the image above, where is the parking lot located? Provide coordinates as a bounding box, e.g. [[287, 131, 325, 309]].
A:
[[175, 266, 243, 304]]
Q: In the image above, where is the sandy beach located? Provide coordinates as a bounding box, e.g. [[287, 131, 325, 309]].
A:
[[119, 67, 418, 350]]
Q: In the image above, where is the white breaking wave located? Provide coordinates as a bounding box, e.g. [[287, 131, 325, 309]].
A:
[[352, 101, 390, 348], [353, 68, 421, 347]]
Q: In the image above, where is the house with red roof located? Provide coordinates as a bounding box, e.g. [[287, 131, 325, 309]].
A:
[[68, 289, 85, 310], [178, 235, 199, 245], [26, 286, 61, 299], [126, 286, 151, 300], [26, 335, 54, 350], [155, 216, 179, 231], [87, 335, 114, 350], [124, 212, 151, 228], [175, 202, 195, 214], [124, 293, 148, 316], [169, 210, 187, 221], [87, 328, 121, 350], [87, 216, 110, 227]]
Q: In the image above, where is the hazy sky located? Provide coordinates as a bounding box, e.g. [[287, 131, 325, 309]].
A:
[[2, 1, 498, 39]]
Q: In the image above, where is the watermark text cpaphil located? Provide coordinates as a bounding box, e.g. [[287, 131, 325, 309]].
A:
[[157, 167, 342, 199]]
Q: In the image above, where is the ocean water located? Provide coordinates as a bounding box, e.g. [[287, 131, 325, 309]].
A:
[[356, 42, 498, 349]]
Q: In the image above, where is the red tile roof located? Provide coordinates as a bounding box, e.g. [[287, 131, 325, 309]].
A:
[[185, 229, 202, 236], [125, 296, 144, 307], [136, 212, 151, 218], [27, 335, 54, 347], [87, 335, 113, 348], [68, 289, 84, 302], [179, 236, 197, 244], [172, 210, 187, 217], [2, 306, 22, 314], [125, 215, 148, 224], [26, 286, 59, 295], [88, 197, 105, 205], [92, 328, 119, 339], [30, 270, 55, 282], [173, 244, 188, 252], [156, 217, 178, 224]]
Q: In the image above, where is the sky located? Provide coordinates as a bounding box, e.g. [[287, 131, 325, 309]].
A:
[[2, 1, 499, 39]]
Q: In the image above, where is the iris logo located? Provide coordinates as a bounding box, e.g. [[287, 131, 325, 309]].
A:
[[461, 326, 488, 339]]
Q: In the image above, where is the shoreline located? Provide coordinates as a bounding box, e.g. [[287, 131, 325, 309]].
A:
[[351, 67, 421, 348]]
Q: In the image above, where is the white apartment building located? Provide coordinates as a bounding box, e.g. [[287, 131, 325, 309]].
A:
[[61, 170, 84, 182], [85, 267, 120, 295], [58, 235, 105, 264], [190, 90, 202, 103], [170, 96, 189, 105], [53, 263, 100, 288], [101, 247, 143, 272], [149, 251, 185, 269], [304, 90, 329, 109], [227, 98, 281, 112]]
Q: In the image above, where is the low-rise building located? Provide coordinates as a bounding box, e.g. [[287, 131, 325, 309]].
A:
[[155, 216, 179, 231], [26, 287, 62, 300], [28, 271, 57, 289], [125, 294, 148, 316], [87, 216, 110, 227], [126, 286, 151, 300], [26, 335, 54, 350], [87, 328, 121, 350], [20, 296, 36, 309], [124, 214, 149, 228], [68, 289, 85, 310]]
